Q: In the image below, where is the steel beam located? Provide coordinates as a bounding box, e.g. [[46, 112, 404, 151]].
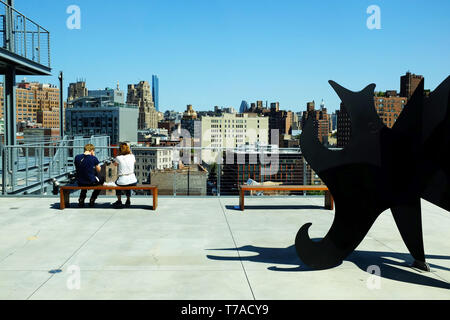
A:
[[5, 66, 16, 146], [59, 71, 64, 139]]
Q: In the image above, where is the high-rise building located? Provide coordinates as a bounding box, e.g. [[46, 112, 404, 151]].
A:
[[244, 101, 294, 146], [88, 83, 125, 104], [331, 112, 337, 131], [152, 75, 159, 112], [292, 112, 303, 130], [65, 96, 138, 144], [336, 102, 351, 148], [270, 102, 280, 112], [239, 101, 249, 113], [200, 113, 269, 163], [68, 80, 88, 101], [257, 100, 263, 109], [291, 112, 300, 130], [248, 100, 268, 113], [400, 71, 424, 99], [267, 106, 293, 146], [336, 71, 423, 148], [183, 104, 198, 120], [0, 80, 61, 129], [179, 105, 201, 144], [301, 100, 331, 144], [337, 93, 408, 147], [127, 81, 158, 129]]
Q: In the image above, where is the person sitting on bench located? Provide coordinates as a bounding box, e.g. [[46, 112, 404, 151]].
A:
[[112, 142, 137, 208], [74, 143, 104, 208]]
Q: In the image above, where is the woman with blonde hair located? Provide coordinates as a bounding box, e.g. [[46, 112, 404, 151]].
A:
[[112, 142, 137, 208]]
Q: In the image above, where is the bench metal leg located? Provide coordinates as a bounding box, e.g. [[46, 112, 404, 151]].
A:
[[239, 189, 245, 211], [152, 189, 158, 210]]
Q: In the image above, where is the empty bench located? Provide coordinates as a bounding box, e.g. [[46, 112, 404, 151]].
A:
[[59, 185, 158, 210], [239, 185, 334, 211]]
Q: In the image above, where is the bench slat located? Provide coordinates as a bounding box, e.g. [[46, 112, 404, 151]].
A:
[[240, 185, 329, 191], [60, 185, 157, 190]]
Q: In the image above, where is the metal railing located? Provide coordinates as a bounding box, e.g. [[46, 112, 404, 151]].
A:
[[0, 135, 110, 195], [0, 0, 51, 68], [0, 142, 332, 197]]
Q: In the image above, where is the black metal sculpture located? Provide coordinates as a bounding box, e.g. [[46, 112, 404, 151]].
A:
[[296, 76, 450, 271]]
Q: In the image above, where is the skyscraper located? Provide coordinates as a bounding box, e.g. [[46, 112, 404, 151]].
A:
[[331, 112, 337, 131], [127, 81, 158, 129], [400, 71, 423, 99], [270, 102, 280, 112], [68, 80, 88, 101], [301, 100, 331, 144], [239, 101, 249, 113], [152, 75, 159, 112], [267, 105, 293, 146]]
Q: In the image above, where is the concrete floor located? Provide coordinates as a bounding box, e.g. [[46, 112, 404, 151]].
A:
[[0, 195, 448, 300]]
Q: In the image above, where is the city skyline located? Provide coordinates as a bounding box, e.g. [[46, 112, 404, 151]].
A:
[[15, 0, 450, 113]]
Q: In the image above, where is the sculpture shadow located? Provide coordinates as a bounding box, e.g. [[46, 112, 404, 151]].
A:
[[206, 243, 450, 290], [225, 205, 324, 211]]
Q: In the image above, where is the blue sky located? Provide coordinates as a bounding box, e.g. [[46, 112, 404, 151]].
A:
[[20, 0, 450, 113]]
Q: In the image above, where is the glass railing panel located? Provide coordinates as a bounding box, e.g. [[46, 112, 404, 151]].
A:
[[1, 143, 335, 197]]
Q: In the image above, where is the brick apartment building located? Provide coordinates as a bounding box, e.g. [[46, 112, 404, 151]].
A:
[[336, 72, 424, 147], [337, 91, 408, 147], [400, 71, 424, 99], [301, 100, 331, 144], [243, 101, 294, 147], [0, 80, 61, 129]]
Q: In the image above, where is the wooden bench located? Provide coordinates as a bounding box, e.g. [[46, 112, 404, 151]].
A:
[[59, 185, 158, 210], [239, 185, 334, 211]]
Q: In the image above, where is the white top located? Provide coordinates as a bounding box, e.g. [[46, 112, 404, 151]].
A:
[[115, 154, 137, 185]]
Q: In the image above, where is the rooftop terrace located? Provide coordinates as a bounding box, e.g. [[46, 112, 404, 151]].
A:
[[0, 196, 448, 300]]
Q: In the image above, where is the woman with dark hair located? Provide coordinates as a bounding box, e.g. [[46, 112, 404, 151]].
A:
[[112, 142, 137, 208]]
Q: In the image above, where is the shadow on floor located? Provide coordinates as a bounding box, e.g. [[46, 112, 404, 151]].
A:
[[206, 243, 450, 290], [225, 205, 326, 211], [50, 202, 154, 210]]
